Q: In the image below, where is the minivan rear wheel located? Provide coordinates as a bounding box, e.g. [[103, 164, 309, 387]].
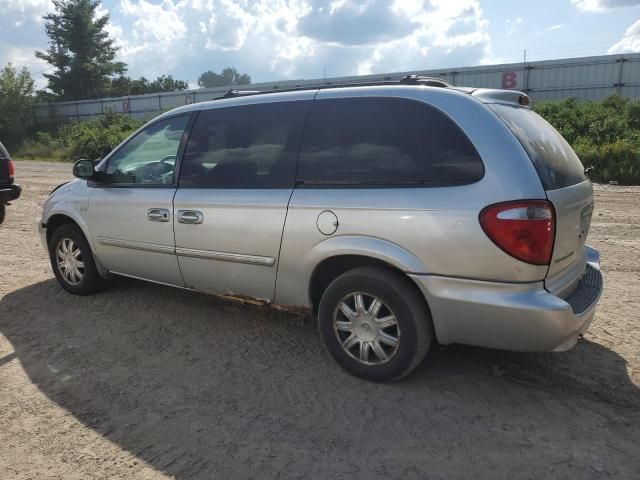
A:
[[48, 223, 105, 295], [318, 266, 432, 382]]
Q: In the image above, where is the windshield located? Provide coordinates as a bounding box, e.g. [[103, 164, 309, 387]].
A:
[[490, 104, 586, 190]]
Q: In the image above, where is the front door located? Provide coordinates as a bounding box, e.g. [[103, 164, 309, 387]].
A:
[[87, 114, 191, 285], [173, 98, 312, 301]]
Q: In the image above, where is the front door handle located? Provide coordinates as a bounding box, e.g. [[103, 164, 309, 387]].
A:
[[177, 210, 204, 224], [147, 208, 170, 222]]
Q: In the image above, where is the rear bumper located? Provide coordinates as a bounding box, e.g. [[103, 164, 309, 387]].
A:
[[410, 248, 603, 352], [0, 184, 21, 203]]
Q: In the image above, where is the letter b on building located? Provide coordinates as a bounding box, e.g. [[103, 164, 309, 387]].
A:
[[502, 71, 517, 89]]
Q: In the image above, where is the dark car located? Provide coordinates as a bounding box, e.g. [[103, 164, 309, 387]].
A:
[[0, 141, 22, 224]]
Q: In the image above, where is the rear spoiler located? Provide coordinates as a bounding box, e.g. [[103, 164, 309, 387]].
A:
[[472, 89, 531, 107]]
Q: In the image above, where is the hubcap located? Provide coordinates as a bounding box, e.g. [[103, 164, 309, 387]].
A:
[[55, 238, 85, 286], [333, 292, 401, 366]]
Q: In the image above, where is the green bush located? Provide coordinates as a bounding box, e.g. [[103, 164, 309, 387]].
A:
[[57, 112, 145, 160], [534, 95, 640, 184], [15, 112, 144, 162], [573, 139, 640, 185]]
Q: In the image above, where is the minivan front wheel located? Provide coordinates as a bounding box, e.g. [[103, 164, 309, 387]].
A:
[[318, 267, 433, 382], [48, 223, 104, 295]]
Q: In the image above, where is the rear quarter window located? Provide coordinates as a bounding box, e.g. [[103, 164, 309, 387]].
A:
[[489, 104, 586, 190], [297, 97, 484, 187]]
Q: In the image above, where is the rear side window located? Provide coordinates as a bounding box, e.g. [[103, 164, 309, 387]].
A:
[[297, 97, 483, 186], [490, 104, 586, 190], [179, 101, 310, 188]]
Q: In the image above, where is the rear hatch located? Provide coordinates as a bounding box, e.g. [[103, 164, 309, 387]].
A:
[[489, 104, 593, 297]]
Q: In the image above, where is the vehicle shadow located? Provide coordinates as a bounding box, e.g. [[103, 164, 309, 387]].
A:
[[1, 279, 639, 479]]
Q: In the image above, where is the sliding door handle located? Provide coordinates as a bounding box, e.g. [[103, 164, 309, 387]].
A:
[[177, 210, 204, 224]]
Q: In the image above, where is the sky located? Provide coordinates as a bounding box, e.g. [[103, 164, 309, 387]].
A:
[[1, 0, 640, 89]]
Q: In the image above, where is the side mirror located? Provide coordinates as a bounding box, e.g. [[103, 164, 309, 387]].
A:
[[73, 159, 95, 180]]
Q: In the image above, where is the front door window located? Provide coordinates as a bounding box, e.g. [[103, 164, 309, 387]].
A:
[[103, 114, 190, 186]]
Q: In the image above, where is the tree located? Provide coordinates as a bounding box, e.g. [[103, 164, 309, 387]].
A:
[[149, 75, 189, 93], [110, 75, 189, 97], [0, 64, 35, 149], [197, 67, 251, 88], [35, 0, 126, 100]]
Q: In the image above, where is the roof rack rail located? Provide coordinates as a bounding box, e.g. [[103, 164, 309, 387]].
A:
[[398, 75, 453, 87], [215, 76, 457, 100], [222, 89, 263, 98]]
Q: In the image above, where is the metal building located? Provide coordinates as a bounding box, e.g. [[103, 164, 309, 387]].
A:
[[34, 52, 640, 124]]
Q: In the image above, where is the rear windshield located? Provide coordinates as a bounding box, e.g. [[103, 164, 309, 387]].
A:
[[0, 142, 8, 161], [490, 104, 586, 190]]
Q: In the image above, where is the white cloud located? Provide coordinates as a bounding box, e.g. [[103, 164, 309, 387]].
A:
[[0, 0, 52, 87], [95, 0, 494, 82], [0, 0, 51, 41], [1, 0, 495, 86], [0, 0, 51, 20], [608, 18, 640, 52], [120, 0, 186, 44], [572, 0, 640, 12], [297, 1, 416, 46], [506, 17, 523, 36], [546, 24, 565, 31], [344, 0, 492, 76]]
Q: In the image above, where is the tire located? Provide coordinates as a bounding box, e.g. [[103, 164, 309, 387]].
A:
[[48, 223, 105, 295], [0, 204, 5, 224], [318, 266, 433, 382]]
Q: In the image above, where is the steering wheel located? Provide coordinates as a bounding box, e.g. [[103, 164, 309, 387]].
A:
[[159, 155, 176, 165], [138, 160, 175, 183]]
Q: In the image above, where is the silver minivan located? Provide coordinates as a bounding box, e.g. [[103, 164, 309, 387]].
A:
[[40, 77, 603, 381]]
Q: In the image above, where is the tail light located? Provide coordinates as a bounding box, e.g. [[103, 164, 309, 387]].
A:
[[8, 158, 15, 178], [479, 200, 555, 265]]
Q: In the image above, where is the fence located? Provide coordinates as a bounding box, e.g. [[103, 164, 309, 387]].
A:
[[34, 52, 640, 124]]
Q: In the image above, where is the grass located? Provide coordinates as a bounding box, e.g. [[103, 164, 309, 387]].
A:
[[13, 156, 69, 162], [12, 139, 71, 162]]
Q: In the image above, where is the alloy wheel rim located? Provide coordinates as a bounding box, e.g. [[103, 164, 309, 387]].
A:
[[56, 238, 85, 286], [333, 292, 401, 366]]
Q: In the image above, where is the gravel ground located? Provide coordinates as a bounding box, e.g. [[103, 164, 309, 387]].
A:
[[1, 160, 639, 479]]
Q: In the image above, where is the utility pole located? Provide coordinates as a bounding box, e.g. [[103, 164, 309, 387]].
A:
[[523, 49, 529, 93]]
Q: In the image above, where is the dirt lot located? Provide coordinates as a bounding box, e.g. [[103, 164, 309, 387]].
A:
[[1, 160, 639, 479]]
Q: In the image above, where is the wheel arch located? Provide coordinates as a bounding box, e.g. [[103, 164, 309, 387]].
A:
[[45, 213, 83, 245], [305, 236, 430, 315], [44, 212, 108, 278]]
